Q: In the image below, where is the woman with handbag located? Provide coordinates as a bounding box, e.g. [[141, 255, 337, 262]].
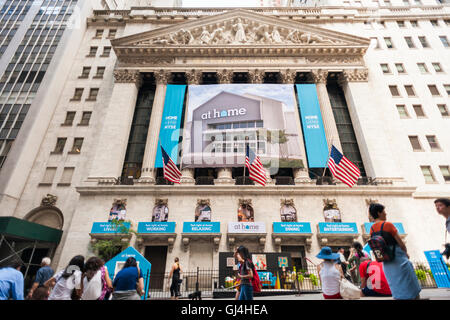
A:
[[45, 255, 85, 300], [81, 257, 112, 300], [368, 203, 421, 300], [112, 257, 144, 300], [316, 247, 344, 299], [168, 257, 182, 300]]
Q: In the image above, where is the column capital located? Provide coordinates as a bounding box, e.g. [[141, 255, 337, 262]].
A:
[[185, 69, 202, 85], [216, 69, 233, 84], [248, 69, 265, 84], [338, 68, 369, 84], [279, 69, 296, 84], [154, 69, 172, 85], [113, 69, 142, 87], [309, 69, 329, 84]]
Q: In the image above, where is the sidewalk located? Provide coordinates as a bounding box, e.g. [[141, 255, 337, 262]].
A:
[[206, 288, 450, 300]]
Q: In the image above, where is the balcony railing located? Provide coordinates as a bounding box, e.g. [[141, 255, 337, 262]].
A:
[[275, 176, 295, 185], [235, 177, 255, 185], [195, 176, 215, 185]]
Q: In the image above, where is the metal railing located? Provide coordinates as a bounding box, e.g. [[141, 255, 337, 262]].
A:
[[124, 261, 444, 299]]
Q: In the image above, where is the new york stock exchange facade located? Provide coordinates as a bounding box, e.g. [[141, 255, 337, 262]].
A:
[[5, 6, 449, 288]]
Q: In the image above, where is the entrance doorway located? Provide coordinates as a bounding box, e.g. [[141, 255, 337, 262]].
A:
[[144, 246, 168, 290], [21, 248, 50, 293], [281, 246, 307, 270]]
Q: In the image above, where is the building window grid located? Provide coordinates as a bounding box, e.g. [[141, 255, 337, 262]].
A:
[[432, 63, 443, 73], [62, 111, 75, 126], [413, 105, 426, 118], [417, 63, 429, 74], [444, 85, 450, 95], [0, 0, 32, 57], [418, 36, 429, 48], [440, 166, 450, 182], [0, 0, 77, 168], [70, 137, 83, 154], [421, 166, 436, 183], [395, 63, 406, 74], [426, 135, 441, 151], [408, 135, 423, 151], [396, 105, 410, 118], [437, 104, 449, 117]]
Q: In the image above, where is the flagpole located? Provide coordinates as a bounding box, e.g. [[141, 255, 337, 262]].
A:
[[322, 138, 334, 178], [243, 144, 247, 184]]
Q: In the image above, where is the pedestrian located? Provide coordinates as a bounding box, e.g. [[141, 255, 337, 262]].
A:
[[168, 257, 183, 300], [30, 286, 50, 300], [26, 257, 54, 300], [336, 247, 350, 281], [368, 203, 421, 300], [316, 246, 344, 299], [359, 258, 392, 297], [45, 255, 84, 300], [112, 257, 144, 300], [233, 248, 241, 300], [236, 246, 254, 300], [0, 260, 24, 300], [348, 242, 369, 285], [81, 256, 112, 300], [434, 198, 450, 259]]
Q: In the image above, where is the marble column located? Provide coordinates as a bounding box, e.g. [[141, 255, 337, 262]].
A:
[[214, 69, 235, 184], [310, 69, 342, 152], [87, 69, 142, 184], [180, 69, 203, 185], [280, 69, 312, 185], [338, 68, 403, 180], [138, 70, 171, 183]]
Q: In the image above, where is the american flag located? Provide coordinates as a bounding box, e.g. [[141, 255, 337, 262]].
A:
[[327, 145, 360, 188], [161, 145, 181, 184], [245, 145, 267, 186]]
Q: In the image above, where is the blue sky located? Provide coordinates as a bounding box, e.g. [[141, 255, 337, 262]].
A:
[[187, 84, 297, 121]]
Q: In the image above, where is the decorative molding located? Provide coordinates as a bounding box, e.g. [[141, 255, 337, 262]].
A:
[[248, 69, 265, 84], [306, 56, 363, 65], [216, 69, 233, 84], [185, 69, 202, 85], [323, 198, 338, 210], [280, 198, 295, 207], [113, 198, 127, 208], [113, 69, 141, 86], [310, 69, 328, 84], [155, 198, 168, 206], [279, 69, 296, 84], [197, 199, 211, 207], [238, 199, 253, 207], [339, 68, 369, 83], [154, 69, 171, 85], [41, 194, 57, 207]]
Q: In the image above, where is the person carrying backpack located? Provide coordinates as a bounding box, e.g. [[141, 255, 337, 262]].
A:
[[236, 246, 257, 300], [368, 203, 421, 300]]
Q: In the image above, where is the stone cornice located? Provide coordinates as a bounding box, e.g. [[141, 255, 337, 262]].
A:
[[76, 185, 417, 197], [113, 69, 142, 86], [310, 69, 328, 84], [339, 68, 369, 83], [216, 69, 233, 84], [154, 69, 171, 84], [185, 69, 202, 85], [248, 69, 265, 84]]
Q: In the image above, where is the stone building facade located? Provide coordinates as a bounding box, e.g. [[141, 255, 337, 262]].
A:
[[1, 2, 449, 277]]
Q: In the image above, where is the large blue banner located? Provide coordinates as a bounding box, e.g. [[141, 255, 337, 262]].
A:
[[90, 222, 130, 234], [424, 250, 450, 288], [183, 222, 220, 233], [137, 222, 176, 233], [318, 222, 358, 234], [155, 85, 187, 168], [295, 84, 329, 168], [273, 222, 312, 234]]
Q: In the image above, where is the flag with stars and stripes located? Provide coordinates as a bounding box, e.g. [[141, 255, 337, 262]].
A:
[[327, 145, 360, 188], [245, 145, 267, 186], [161, 145, 181, 184]]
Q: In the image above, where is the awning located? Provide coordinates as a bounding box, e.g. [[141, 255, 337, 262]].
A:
[[0, 216, 62, 244]]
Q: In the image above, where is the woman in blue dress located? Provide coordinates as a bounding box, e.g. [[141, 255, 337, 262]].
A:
[[368, 203, 421, 300]]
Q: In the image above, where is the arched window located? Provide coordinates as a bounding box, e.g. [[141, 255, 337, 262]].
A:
[[323, 199, 341, 222], [25, 207, 64, 230], [195, 203, 212, 222], [238, 203, 254, 222], [280, 204, 297, 222], [108, 199, 127, 222]]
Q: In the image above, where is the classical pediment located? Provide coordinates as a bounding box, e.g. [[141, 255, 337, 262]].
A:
[[111, 9, 370, 58]]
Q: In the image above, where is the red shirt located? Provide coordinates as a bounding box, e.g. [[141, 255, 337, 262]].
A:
[[359, 260, 392, 295]]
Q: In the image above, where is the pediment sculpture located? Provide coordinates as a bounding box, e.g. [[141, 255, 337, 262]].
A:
[[135, 17, 347, 47]]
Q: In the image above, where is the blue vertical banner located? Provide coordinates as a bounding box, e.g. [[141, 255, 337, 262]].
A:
[[424, 250, 450, 288], [295, 84, 329, 168], [155, 84, 187, 168]]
